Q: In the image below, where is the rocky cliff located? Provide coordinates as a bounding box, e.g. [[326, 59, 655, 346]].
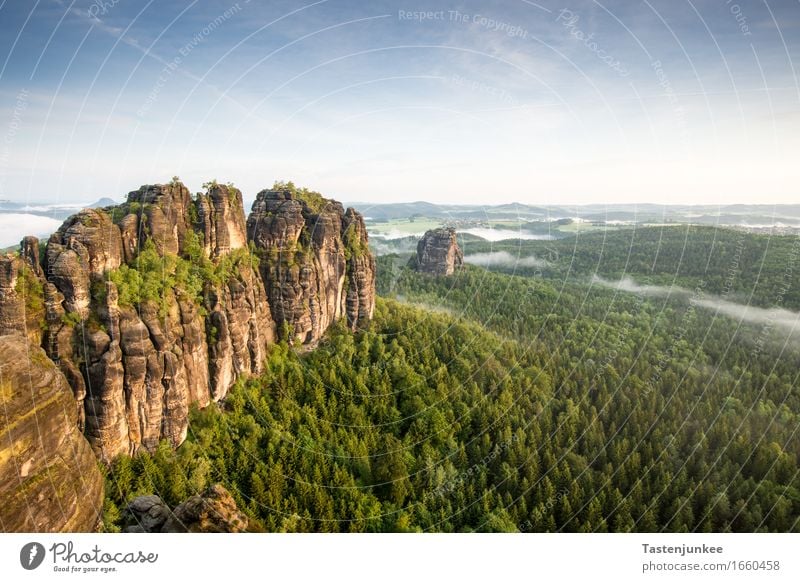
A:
[[0, 335, 104, 532], [0, 180, 375, 466], [413, 227, 463, 276], [246, 186, 375, 344]]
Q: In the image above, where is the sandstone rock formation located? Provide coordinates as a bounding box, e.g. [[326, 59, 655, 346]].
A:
[[122, 495, 170, 533], [0, 253, 45, 345], [123, 484, 248, 533], [0, 179, 375, 465], [0, 255, 26, 338], [0, 336, 104, 532], [246, 186, 375, 344], [413, 227, 463, 276], [161, 484, 248, 532]]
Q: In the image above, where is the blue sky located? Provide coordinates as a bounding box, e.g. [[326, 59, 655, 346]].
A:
[[0, 0, 798, 205]]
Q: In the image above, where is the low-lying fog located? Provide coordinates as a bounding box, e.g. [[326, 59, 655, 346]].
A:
[[463, 251, 548, 269], [0, 214, 63, 248], [593, 276, 800, 334]]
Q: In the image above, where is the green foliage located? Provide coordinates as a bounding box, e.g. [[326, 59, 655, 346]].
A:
[[109, 239, 200, 313], [109, 200, 145, 225], [60, 311, 83, 327], [224, 182, 241, 205], [343, 223, 368, 261], [183, 230, 259, 287], [187, 200, 199, 226], [272, 180, 328, 213], [462, 225, 800, 310], [107, 233, 259, 314], [15, 263, 46, 331], [104, 227, 800, 533]]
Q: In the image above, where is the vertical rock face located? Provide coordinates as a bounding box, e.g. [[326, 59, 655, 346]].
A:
[[343, 208, 377, 328], [0, 179, 375, 468], [0, 256, 25, 337], [414, 227, 463, 276], [20, 236, 43, 277], [0, 336, 104, 532], [0, 253, 45, 346], [126, 182, 193, 256], [197, 184, 248, 258], [246, 187, 375, 344]]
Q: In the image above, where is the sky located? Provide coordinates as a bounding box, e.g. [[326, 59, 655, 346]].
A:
[[0, 0, 798, 206]]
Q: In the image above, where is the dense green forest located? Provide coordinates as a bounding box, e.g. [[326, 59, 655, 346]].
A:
[[457, 226, 799, 310], [105, 235, 800, 531]]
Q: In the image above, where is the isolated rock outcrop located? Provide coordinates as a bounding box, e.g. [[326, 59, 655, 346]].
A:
[[247, 186, 375, 344], [0, 180, 375, 465], [122, 495, 171, 533], [123, 484, 248, 533], [161, 484, 248, 533], [0, 336, 104, 532], [197, 183, 248, 258], [413, 227, 463, 276]]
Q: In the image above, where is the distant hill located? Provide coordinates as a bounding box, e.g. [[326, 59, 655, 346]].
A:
[[89, 197, 118, 208], [353, 201, 800, 226]]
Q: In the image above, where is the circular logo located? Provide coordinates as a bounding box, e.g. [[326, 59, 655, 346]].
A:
[[19, 542, 46, 570]]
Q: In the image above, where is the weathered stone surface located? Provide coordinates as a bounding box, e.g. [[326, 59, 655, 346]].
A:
[[122, 495, 170, 533], [161, 484, 248, 533], [4, 179, 374, 469], [49, 209, 123, 278], [206, 264, 275, 401], [247, 187, 375, 344], [20, 236, 43, 277], [343, 208, 376, 329], [413, 227, 463, 276], [122, 485, 248, 533], [197, 184, 248, 258], [0, 255, 25, 337], [117, 213, 139, 264], [0, 336, 103, 532], [126, 182, 193, 256]]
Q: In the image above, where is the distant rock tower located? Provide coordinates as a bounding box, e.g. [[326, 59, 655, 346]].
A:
[[413, 227, 463, 276]]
